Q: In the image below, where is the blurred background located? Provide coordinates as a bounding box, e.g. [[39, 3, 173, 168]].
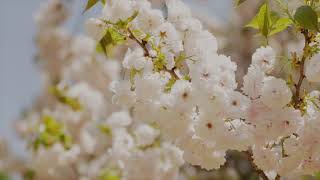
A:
[[0, 0, 232, 154]]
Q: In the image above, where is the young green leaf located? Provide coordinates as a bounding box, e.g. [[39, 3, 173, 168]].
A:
[[43, 115, 63, 135], [0, 172, 10, 180], [247, 3, 292, 37], [270, 18, 293, 35], [130, 68, 142, 84], [84, 0, 106, 12], [84, 0, 99, 12], [127, 11, 139, 23], [23, 169, 35, 180], [98, 28, 126, 56], [246, 15, 259, 29], [246, 3, 271, 38], [294, 5, 319, 31], [153, 51, 167, 72], [164, 78, 176, 93], [98, 124, 112, 136], [49, 86, 83, 111], [258, 3, 270, 37], [98, 169, 121, 180], [59, 134, 72, 150], [113, 11, 139, 29], [33, 115, 72, 151], [235, 0, 247, 6]]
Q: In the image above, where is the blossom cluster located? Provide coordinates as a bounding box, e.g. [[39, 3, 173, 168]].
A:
[[14, 0, 320, 179]]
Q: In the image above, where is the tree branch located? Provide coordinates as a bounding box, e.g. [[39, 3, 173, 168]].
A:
[[244, 150, 269, 180], [293, 29, 312, 108], [128, 28, 150, 57], [127, 28, 179, 80]]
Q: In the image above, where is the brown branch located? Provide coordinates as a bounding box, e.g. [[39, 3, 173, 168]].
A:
[[293, 29, 312, 108], [127, 28, 179, 80], [275, 174, 281, 180], [128, 28, 150, 57], [168, 67, 179, 79], [244, 150, 269, 180]]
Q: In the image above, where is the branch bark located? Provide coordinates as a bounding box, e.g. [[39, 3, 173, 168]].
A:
[[128, 28, 150, 57], [127, 28, 179, 80], [244, 150, 269, 180], [293, 29, 312, 108]]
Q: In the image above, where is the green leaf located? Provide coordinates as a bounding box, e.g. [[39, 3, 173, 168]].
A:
[[183, 75, 191, 81], [84, 0, 106, 12], [235, 0, 247, 6], [43, 115, 63, 135], [247, 10, 277, 30], [98, 11, 139, 57], [174, 52, 187, 69], [294, 5, 319, 31], [150, 42, 169, 73], [273, 0, 287, 11], [269, 11, 280, 24], [49, 86, 83, 111], [84, 0, 99, 12], [246, 3, 271, 37], [314, 172, 320, 180], [0, 172, 10, 180], [114, 11, 139, 29], [59, 134, 73, 150], [96, 43, 105, 53], [270, 17, 293, 35], [98, 28, 126, 57], [127, 11, 139, 23], [164, 78, 176, 93], [142, 33, 152, 42], [129, 68, 142, 84], [108, 28, 126, 43], [131, 29, 144, 39], [247, 3, 292, 37], [98, 169, 121, 180], [246, 15, 259, 29], [98, 124, 112, 136], [258, 3, 270, 37], [33, 115, 72, 151], [287, 74, 294, 86], [23, 169, 36, 180]]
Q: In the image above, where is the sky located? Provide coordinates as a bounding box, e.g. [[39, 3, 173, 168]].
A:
[[0, 0, 232, 154]]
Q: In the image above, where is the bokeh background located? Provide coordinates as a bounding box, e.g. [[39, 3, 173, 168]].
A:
[[0, 0, 232, 154]]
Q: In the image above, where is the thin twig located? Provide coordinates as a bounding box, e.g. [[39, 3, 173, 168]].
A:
[[293, 29, 311, 108], [244, 150, 269, 180], [128, 28, 150, 57], [127, 28, 179, 80]]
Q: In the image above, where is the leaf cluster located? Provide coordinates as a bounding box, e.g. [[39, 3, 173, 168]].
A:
[[33, 115, 72, 151], [49, 86, 83, 111], [241, 0, 320, 39]]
